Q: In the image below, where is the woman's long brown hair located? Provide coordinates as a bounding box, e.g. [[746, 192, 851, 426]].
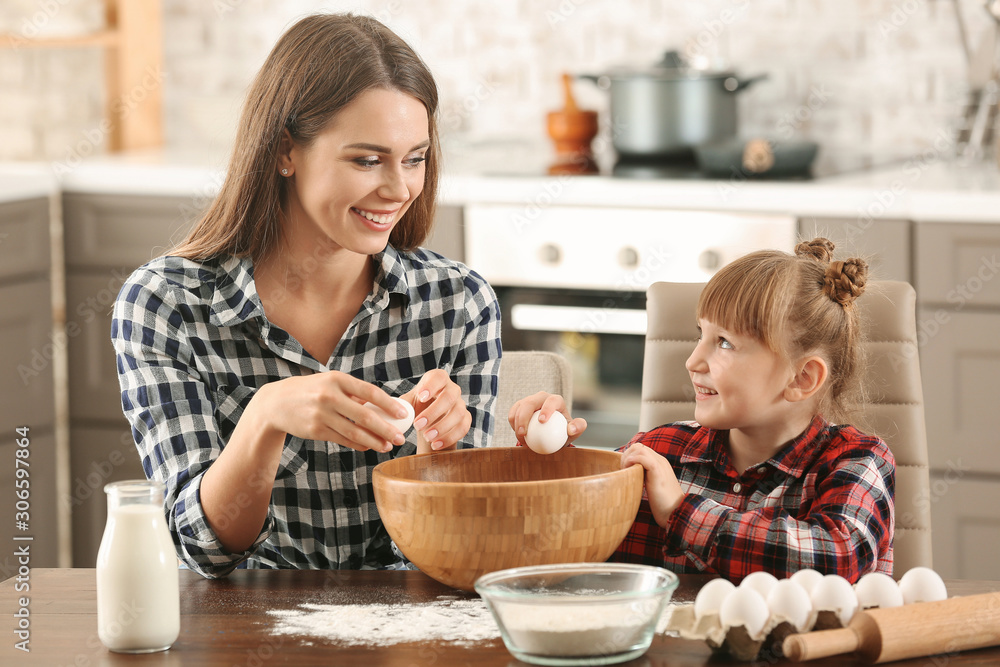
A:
[[172, 13, 440, 260]]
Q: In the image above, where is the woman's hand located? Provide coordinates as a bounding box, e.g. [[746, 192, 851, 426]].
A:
[[508, 392, 587, 447], [620, 443, 685, 527], [255, 370, 413, 453], [403, 369, 471, 453]]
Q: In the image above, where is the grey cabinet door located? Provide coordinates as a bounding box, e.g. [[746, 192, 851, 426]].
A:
[[66, 273, 133, 423], [0, 280, 55, 430], [797, 217, 911, 283], [0, 197, 50, 282], [919, 308, 1000, 473], [930, 474, 1000, 579], [916, 222, 1000, 308], [69, 425, 147, 567], [63, 193, 200, 270], [424, 204, 464, 262]]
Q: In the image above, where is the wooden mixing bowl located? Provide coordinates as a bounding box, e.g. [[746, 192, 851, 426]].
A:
[[372, 446, 644, 591]]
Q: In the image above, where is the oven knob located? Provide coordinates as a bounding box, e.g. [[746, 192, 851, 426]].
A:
[[538, 243, 562, 265], [618, 246, 640, 268], [699, 249, 722, 271]]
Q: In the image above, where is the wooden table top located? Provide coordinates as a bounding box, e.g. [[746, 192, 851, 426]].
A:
[[3, 568, 1000, 666]]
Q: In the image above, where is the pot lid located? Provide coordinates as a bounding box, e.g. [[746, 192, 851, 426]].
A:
[[602, 50, 737, 81]]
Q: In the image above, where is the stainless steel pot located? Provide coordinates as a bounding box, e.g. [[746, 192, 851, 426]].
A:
[[581, 51, 767, 158]]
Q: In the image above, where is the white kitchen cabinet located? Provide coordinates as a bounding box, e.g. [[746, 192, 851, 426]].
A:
[[0, 197, 59, 568], [915, 221, 1000, 579]]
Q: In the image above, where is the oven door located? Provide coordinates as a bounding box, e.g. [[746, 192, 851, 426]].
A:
[[465, 203, 797, 449], [496, 285, 648, 449]]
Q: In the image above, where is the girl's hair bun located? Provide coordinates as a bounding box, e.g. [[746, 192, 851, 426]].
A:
[[795, 237, 835, 262], [824, 258, 869, 306]]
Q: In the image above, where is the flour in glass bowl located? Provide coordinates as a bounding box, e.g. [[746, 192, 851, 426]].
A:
[[267, 596, 500, 646]]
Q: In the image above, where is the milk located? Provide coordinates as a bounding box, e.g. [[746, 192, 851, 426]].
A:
[[96, 481, 180, 653]]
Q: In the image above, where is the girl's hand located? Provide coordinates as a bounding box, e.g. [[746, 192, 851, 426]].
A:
[[403, 369, 471, 453], [508, 392, 587, 446], [620, 443, 685, 527], [255, 370, 412, 453]]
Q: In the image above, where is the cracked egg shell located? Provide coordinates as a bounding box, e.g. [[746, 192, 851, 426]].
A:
[[898, 567, 947, 604], [694, 578, 736, 619], [719, 586, 770, 637], [766, 579, 813, 633], [810, 574, 858, 626], [855, 572, 903, 609]]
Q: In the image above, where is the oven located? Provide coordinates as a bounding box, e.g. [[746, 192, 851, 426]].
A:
[[465, 203, 797, 449]]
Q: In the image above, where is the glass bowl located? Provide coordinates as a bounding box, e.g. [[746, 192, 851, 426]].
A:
[[474, 562, 679, 666]]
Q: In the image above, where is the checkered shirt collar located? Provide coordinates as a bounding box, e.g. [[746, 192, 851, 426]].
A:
[[206, 246, 413, 328], [679, 414, 828, 478]]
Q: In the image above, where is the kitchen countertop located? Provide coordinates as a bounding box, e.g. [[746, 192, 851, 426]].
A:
[[1, 145, 999, 223]]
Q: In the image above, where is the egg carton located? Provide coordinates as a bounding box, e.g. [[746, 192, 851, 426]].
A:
[[666, 567, 949, 662], [664, 604, 845, 661]]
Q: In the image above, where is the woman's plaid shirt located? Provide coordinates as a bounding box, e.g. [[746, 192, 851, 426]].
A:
[[611, 416, 895, 583], [111, 247, 502, 577]]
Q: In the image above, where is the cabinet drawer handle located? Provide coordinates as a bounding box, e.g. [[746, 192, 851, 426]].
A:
[[538, 243, 562, 265], [699, 249, 722, 272], [618, 246, 640, 269]]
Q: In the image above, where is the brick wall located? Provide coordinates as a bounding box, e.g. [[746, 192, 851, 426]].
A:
[[0, 0, 992, 167]]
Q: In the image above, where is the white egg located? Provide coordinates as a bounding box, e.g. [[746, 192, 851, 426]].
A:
[[694, 578, 736, 619], [719, 586, 770, 637], [740, 571, 779, 600], [854, 572, 903, 609], [789, 568, 825, 595], [363, 397, 415, 434], [766, 579, 813, 632], [525, 410, 569, 455], [810, 574, 858, 626], [898, 567, 947, 605]]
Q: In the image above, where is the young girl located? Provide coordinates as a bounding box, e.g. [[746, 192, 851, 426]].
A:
[[112, 14, 502, 577], [510, 239, 894, 583]]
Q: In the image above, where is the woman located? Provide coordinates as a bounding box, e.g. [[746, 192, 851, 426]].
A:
[[111, 14, 502, 577]]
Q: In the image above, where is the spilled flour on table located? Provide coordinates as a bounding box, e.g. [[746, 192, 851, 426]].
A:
[[267, 596, 500, 646], [268, 594, 680, 651]]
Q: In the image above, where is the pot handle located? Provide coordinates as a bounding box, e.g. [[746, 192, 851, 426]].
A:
[[577, 73, 612, 90], [723, 73, 769, 93]]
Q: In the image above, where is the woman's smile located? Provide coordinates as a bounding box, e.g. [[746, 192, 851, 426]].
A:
[[351, 207, 400, 227]]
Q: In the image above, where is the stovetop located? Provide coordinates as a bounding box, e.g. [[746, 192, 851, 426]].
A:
[[450, 138, 910, 183]]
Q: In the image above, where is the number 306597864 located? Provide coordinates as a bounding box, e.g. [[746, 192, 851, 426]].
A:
[[15, 426, 30, 527]]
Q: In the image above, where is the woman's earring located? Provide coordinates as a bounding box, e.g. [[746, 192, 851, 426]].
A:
[[281, 168, 289, 175]]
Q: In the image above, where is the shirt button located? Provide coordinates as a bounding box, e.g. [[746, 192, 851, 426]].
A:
[[343, 491, 358, 507], [733, 482, 742, 493], [757, 466, 767, 474]]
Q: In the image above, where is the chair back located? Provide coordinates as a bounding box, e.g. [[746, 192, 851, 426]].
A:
[[493, 351, 573, 446], [640, 280, 932, 573]]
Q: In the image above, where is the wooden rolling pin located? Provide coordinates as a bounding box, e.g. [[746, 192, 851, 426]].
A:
[[783, 592, 1000, 663]]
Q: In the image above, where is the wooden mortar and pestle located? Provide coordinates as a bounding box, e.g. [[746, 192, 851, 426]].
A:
[[547, 73, 599, 175]]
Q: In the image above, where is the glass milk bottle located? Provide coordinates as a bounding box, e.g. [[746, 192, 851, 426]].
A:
[[96, 480, 180, 653]]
